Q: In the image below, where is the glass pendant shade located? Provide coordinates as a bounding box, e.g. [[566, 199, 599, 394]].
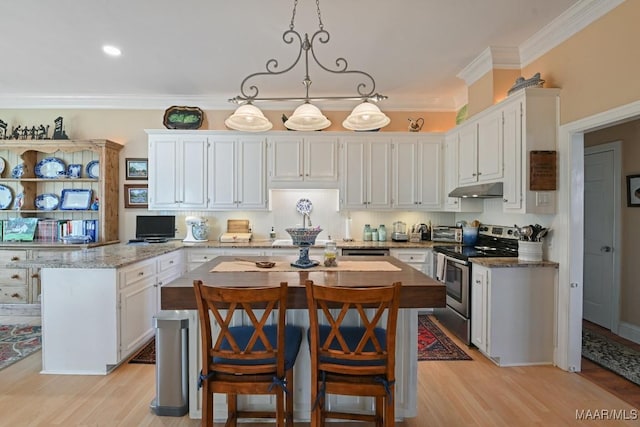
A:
[[342, 101, 390, 131], [225, 104, 273, 132], [284, 102, 331, 131]]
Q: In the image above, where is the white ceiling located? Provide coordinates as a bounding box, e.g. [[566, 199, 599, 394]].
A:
[[0, 0, 584, 111]]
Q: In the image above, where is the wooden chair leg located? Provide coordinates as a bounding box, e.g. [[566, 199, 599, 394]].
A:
[[285, 369, 294, 427], [385, 392, 395, 427], [227, 393, 237, 427], [202, 383, 214, 427], [309, 382, 320, 427], [376, 396, 384, 427]]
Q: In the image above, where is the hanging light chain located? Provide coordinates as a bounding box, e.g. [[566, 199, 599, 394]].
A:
[[290, 0, 298, 30], [315, 0, 324, 30]]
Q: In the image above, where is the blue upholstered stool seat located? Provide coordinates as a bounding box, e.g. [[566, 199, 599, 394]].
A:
[[214, 324, 303, 370]]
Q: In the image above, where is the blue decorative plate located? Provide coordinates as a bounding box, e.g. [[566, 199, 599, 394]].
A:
[[295, 198, 313, 215], [35, 157, 66, 179], [34, 193, 60, 210], [0, 185, 13, 210], [86, 160, 99, 179], [67, 164, 82, 179], [11, 163, 25, 179]]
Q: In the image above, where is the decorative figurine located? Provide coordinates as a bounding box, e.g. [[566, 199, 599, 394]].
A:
[[53, 116, 69, 139], [508, 72, 545, 96], [10, 125, 21, 140], [0, 119, 6, 139], [37, 125, 49, 140], [408, 117, 424, 132]]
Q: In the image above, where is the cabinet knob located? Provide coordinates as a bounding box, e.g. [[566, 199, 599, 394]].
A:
[[472, 173, 477, 176], [11, 256, 19, 261], [169, 260, 174, 264], [601, 246, 612, 253], [454, 200, 458, 204], [31, 273, 40, 279], [305, 173, 309, 176], [138, 272, 144, 276], [11, 274, 20, 279]]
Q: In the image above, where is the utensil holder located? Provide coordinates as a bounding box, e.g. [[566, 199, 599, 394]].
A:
[[462, 227, 478, 246], [518, 241, 543, 262]]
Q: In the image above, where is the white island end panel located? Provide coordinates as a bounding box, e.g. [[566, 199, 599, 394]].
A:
[[41, 268, 118, 375]]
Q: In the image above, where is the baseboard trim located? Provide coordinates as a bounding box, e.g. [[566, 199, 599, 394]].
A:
[[0, 303, 42, 317], [618, 321, 640, 345]]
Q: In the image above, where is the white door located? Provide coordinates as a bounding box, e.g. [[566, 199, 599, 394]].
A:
[[179, 137, 209, 209], [209, 138, 237, 209], [237, 138, 267, 209], [417, 138, 442, 209], [458, 123, 478, 184], [270, 137, 303, 182], [148, 137, 180, 208], [392, 138, 419, 208], [305, 137, 338, 181], [583, 147, 616, 328]]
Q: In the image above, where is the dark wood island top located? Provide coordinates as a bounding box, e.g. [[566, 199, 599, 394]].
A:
[[161, 256, 446, 310]]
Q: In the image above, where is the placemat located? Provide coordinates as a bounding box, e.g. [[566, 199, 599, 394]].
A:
[[211, 260, 401, 273]]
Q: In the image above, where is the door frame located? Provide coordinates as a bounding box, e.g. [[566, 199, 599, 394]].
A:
[[558, 99, 640, 372], [584, 141, 622, 333]]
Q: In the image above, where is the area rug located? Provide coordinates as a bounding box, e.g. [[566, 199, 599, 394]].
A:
[[0, 324, 42, 371], [418, 315, 471, 361], [582, 328, 640, 386], [129, 338, 156, 364]]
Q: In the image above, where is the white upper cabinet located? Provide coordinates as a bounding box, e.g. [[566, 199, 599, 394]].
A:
[[501, 88, 559, 214], [392, 136, 443, 210], [268, 136, 338, 187], [148, 135, 209, 209], [209, 136, 267, 210], [458, 109, 503, 185], [443, 132, 483, 212], [340, 137, 392, 210]]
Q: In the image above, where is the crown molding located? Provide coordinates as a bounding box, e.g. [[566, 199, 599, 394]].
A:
[[519, 0, 625, 66], [456, 46, 520, 87]]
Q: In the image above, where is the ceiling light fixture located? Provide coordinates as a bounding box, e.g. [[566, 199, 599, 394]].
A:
[[102, 45, 122, 57], [226, 0, 389, 132]]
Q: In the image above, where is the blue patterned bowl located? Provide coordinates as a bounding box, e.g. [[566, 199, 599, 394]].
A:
[[286, 227, 323, 245]]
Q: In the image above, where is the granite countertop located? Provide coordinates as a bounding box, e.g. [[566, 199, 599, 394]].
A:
[[470, 257, 559, 268], [195, 239, 446, 250]]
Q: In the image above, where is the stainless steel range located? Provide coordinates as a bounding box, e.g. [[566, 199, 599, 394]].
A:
[[432, 225, 519, 345]]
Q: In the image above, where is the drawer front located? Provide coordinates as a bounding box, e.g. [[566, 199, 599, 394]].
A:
[[120, 260, 156, 289], [158, 251, 184, 273], [0, 250, 29, 263], [0, 285, 28, 303], [188, 250, 223, 264], [0, 268, 29, 285], [394, 252, 427, 263]]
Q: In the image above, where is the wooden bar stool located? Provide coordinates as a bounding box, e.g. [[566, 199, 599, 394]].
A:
[[304, 279, 401, 427], [193, 280, 303, 427]]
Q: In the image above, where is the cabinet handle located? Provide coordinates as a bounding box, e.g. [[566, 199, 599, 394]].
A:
[[31, 273, 40, 279], [169, 260, 174, 264], [305, 173, 309, 176], [475, 279, 481, 284], [477, 172, 482, 176], [138, 272, 144, 276], [472, 173, 477, 176], [11, 256, 20, 261], [299, 174, 304, 177], [504, 198, 508, 203], [454, 200, 458, 204], [11, 274, 20, 279]]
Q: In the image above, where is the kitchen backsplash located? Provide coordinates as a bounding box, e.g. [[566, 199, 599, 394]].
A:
[[122, 189, 456, 242]]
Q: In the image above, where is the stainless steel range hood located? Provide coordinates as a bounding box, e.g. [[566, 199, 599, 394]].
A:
[[448, 182, 503, 198]]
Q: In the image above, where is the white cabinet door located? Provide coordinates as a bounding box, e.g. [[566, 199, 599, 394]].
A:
[[392, 138, 420, 208], [457, 123, 478, 185], [502, 100, 522, 210], [367, 139, 392, 209], [476, 111, 503, 182], [393, 137, 442, 210], [417, 137, 442, 209], [210, 137, 267, 210], [148, 135, 208, 209], [270, 137, 303, 182], [470, 265, 488, 353], [444, 132, 462, 210], [269, 136, 338, 186], [304, 137, 338, 182], [341, 138, 367, 208]]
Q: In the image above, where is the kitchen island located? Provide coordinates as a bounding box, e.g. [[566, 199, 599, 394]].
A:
[[163, 255, 445, 421]]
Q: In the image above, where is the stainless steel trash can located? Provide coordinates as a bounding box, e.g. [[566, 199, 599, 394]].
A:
[[150, 310, 189, 416]]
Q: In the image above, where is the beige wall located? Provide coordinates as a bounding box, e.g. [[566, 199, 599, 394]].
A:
[[467, 69, 521, 117], [522, 0, 640, 125], [585, 119, 640, 325]]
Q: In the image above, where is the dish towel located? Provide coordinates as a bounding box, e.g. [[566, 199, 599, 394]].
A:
[[436, 253, 446, 281]]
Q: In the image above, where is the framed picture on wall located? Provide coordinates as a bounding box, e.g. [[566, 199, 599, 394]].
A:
[[626, 174, 640, 207], [124, 184, 148, 208], [125, 158, 148, 180]]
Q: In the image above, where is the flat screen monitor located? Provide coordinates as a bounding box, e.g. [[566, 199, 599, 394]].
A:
[[135, 215, 176, 241]]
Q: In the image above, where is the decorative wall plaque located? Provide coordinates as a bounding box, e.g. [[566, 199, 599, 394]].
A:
[[530, 150, 557, 191]]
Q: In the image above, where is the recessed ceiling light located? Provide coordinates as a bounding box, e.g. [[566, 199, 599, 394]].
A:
[[102, 45, 121, 57]]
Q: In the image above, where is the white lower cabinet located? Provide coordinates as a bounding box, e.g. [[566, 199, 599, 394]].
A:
[[471, 263, 556, 366], [187, 248, 267, 271], [390, 248, 433, 277]]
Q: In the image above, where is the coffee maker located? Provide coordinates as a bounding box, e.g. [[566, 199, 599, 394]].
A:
[[183, 216, 208, 242]]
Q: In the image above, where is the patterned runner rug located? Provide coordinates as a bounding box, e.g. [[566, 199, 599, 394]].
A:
[[418, 315, 472, 361], [129, 338, 156, 364], [582, 328, 640, 386], [0, 324, 42, 371]]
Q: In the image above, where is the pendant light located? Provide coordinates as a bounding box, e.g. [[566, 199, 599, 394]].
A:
[[224, 104, 273, 132], [227, 0, 388, 132], [343, 101, 390, 131]]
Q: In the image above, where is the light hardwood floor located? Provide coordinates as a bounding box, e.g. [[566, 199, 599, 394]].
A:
[[0, 317, 637, 426]]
